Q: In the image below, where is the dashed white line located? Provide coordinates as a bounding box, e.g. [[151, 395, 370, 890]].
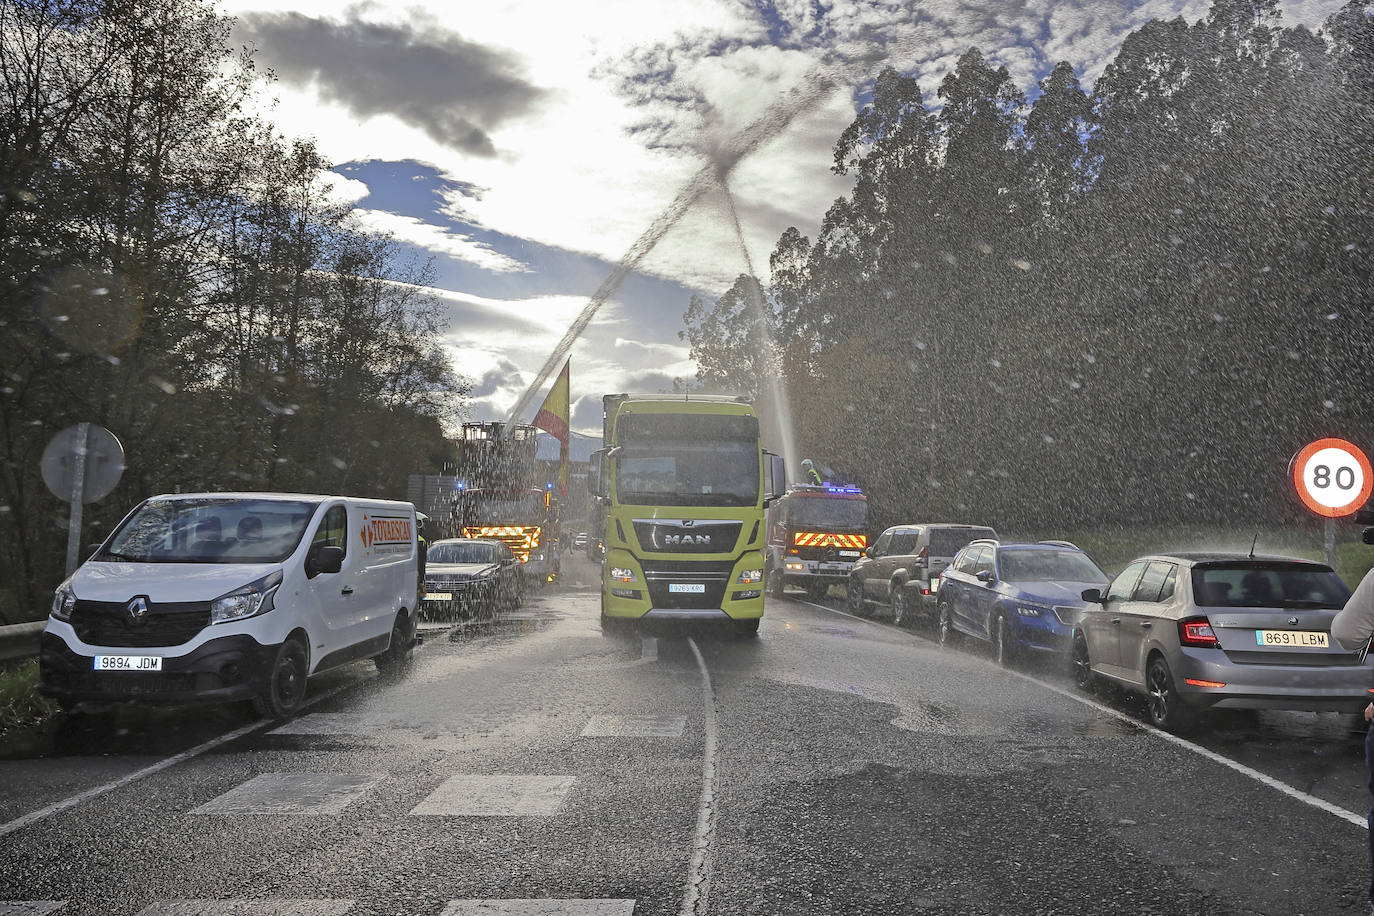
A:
[[796, 595, 1370, 830], [680, 638, 719, 916]]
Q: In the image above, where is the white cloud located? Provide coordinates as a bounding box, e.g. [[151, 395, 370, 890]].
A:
[[317, 170, 370, 206], [350, 209, 529, 273]]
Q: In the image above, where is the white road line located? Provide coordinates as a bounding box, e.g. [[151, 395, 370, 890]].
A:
[[797, 596, 1370, 831], [0, 684, 349, 839], [680, 638, 719, 916]]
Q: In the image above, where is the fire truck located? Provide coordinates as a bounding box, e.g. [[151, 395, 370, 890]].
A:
[[450, 421, 560, 586], [765, 482, 869, 601]]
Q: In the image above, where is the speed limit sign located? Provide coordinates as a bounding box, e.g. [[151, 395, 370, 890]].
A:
[[1292, 437, 1373, 518]]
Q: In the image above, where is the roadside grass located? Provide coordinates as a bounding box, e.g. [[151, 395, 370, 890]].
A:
[[0, 659, 57, 733], [1053, 523, 1374, 586]]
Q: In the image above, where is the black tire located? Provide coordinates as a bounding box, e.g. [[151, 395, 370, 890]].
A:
[[1071, 632, 1095, 690], [254, 637, 309, 718], [1146, 654, 1194, 732], [991, 612, 1013, 667], [846, 577, 865, 615], [768, 562, 785, 598], [890, 584, 909, 627], [804, 581, 828, 602], [735, 618, 761, 638], [374, 614, 415, 678], [937, 600, 958, 648]]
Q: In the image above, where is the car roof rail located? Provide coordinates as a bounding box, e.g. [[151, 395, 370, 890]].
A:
[[1038, 539, 1080, 549], [968, 538, 1000, 547]]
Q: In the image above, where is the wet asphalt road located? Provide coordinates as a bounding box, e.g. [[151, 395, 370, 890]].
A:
[[1, 557, 1372, 915]]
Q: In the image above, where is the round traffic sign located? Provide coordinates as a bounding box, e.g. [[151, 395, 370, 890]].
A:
[[1292, 437, 1372, 518], [40, 423, 125, 503]]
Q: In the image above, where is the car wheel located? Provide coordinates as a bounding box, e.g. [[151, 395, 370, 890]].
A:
[[890, 585, 908, 627], [846, 577, 865, 615], [991, 612, 1013, 667], [254, 637, 309, 718], [1071, 632, 1095, 690], [937, 600, 958, 648], [374, 614, 415, 678], [1146, 655, 1194, 732]]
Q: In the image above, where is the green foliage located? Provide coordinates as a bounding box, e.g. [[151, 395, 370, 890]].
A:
[[0, 660, 57, 734], [0, 0, 466, 621], [685, 0, 1374, 540]]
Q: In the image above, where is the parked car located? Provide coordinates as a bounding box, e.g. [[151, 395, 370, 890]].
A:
[[422, 538, 524, 620], [937, 539, 1108, 664], [847, 523, 998, 625], [40, 492, 420, 717], [573, 531, 589, 550], [1071, 553, 1369, 731]]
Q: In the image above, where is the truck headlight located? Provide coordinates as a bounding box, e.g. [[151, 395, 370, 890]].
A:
[[738, 568, 763, 584], [609, 567, 637, 583], [210, 571, 284, 624], [51, 582, 76, 622]]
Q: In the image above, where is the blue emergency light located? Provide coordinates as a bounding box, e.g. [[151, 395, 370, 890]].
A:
[[455, 479, 466, 491]]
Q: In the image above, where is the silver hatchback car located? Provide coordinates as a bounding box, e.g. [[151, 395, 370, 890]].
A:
[[1071, 553, 1372, 731]]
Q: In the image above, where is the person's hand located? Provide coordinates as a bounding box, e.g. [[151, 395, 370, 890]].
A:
[[1364, 702, 1373, 722]]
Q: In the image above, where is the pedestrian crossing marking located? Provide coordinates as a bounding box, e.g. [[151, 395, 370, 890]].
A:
[[134, 901, 354, 915], [0, 904, 67, 915], [439, 902, 635, 915], [192, 774, 380, 816], [581, 715, 685, 737], [410, 775, 576, 816]]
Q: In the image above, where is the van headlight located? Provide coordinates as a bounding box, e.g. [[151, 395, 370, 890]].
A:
[[210, 571, 284, 624], [51, 582, 76, 622]]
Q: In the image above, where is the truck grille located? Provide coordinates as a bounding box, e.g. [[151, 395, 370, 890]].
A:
[[641, 559, 732, 609], [71, 599, 210, 648], [632, 520, 742, 555]]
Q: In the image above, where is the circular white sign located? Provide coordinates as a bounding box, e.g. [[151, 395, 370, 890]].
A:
[[1292, 437, 1373, 517]]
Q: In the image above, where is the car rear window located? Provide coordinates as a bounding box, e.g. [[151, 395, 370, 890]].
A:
[[1190, 563, 1351, 609], [930, 528, 995, 557]]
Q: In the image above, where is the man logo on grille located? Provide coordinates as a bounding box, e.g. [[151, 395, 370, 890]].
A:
[[127, 596, 149, 624]]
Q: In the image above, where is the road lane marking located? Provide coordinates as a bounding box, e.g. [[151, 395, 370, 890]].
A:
[[191, 773, 381, 816], [409, 775, 576, 817], [135, 901, 354, 915], [0, 903, 67, 914], [799, 596, 1371, 830], [0, 684, 349, 839], [680, 638, 719, 916], [439, 902, 635, 915], [581, 715, 686, 737]]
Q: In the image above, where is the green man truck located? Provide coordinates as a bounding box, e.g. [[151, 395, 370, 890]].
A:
[[589, 394, 786, 636]]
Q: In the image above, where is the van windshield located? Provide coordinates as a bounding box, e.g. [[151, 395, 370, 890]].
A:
[[98, 498, 320, 564]]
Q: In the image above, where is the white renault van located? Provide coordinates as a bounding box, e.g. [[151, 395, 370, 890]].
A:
[[39, 492, 420, 717]]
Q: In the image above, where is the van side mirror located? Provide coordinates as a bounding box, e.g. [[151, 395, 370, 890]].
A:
[[1081, 587, 1103, 603], [307, 544, 344, 577]]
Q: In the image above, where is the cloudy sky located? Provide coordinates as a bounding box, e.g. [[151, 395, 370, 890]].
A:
[[219, 0, 1345, 434]]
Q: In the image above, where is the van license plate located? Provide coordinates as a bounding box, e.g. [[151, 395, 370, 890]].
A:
[[425, 592, 452, 601], [669, 583, 705, 593], [94, 655, 162, 672], [1255, 629, 1328, 648]]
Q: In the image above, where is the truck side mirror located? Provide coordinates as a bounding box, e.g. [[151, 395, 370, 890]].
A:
[[764, 453, 786, 505], [588, 448, 607, 499]]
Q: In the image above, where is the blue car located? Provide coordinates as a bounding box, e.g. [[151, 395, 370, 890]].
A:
[[936, 539, 1109, 666]]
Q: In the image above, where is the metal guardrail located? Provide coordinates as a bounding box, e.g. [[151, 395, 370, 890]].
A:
[[0, 621, 44, 665]]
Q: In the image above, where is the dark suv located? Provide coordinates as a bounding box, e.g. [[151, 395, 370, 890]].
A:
[[846, 524, 998, 625]]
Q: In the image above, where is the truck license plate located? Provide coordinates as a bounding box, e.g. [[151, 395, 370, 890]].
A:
[[839, 550, 860, 558], [669, 583, 706, 593], [425, 592, 452, 601], [94, 655, 162, 672]]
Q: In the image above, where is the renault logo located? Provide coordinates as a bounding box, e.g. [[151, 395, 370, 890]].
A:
[[127, 596, 149, 625]]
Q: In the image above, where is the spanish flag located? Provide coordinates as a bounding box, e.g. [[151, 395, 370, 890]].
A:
[[532, 359, 570, 496]]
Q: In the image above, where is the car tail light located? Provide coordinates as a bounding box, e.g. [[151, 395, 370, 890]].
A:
[[917, 546, 928, 569], [1179, 617, 1220, 649]]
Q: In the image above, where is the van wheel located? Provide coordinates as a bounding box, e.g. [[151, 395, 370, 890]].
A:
[[254, 637, 308, 718], [374, 614, 415, 678]]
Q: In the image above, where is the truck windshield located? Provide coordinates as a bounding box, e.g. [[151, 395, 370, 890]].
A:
[[788, 498, 868, 529], [98, 497, 319, 564], [615, 413, 761, 507]]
